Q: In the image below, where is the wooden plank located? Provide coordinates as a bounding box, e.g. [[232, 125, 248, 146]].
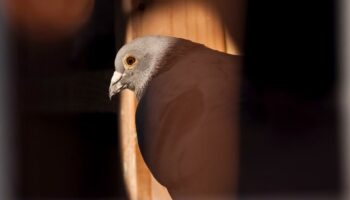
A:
[[119, 90, 139, 200], [118, 0, 244, 199], [225, 28, 241, 55]]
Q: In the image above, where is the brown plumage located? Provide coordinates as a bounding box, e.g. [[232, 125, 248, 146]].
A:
[[109, 35, 241, 199]]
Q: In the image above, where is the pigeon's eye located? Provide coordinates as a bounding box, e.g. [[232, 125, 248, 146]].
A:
[[124, 56, 136, 68]]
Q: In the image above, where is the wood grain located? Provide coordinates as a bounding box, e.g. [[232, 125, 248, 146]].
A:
[[118, 0, 244, 199]]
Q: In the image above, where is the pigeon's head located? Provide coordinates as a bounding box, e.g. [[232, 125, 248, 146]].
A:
[[109, 35, 180, 99]]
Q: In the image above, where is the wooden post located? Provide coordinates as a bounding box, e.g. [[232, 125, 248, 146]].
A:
[[118, 0, 244, 199]]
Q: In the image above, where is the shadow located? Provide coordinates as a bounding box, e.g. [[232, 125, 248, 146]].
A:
[[11, 0, 128, 199], [239, 0, 340, 198]]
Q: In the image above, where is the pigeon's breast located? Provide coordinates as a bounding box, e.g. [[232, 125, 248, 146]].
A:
[[135, 48, 241, 188]]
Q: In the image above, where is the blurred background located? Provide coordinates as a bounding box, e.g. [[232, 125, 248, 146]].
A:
[[0, 0, 342, 199], [2, 0, 128, 199]]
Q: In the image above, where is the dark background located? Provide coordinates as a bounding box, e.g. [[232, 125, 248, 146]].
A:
[[10, 0, 339, 199], [13, 0, 128, 199], [240, 0, 340, 198]]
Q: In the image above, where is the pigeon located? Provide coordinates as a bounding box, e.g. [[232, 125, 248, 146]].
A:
[[109, 35, 241, 200]]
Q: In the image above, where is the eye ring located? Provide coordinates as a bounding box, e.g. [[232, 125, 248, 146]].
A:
[[125, 56, 136, 66]]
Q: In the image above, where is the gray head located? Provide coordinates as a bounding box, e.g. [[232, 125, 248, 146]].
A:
[[109, 35, 197, 100]]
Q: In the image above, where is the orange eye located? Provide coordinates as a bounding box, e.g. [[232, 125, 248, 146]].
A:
[[125, 56, 136, 66]]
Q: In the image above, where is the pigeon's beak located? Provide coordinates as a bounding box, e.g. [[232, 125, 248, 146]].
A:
[[109, 71, 126, 99]]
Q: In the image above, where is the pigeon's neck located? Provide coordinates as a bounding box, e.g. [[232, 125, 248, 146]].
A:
[[135, 39, 203, 101]]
